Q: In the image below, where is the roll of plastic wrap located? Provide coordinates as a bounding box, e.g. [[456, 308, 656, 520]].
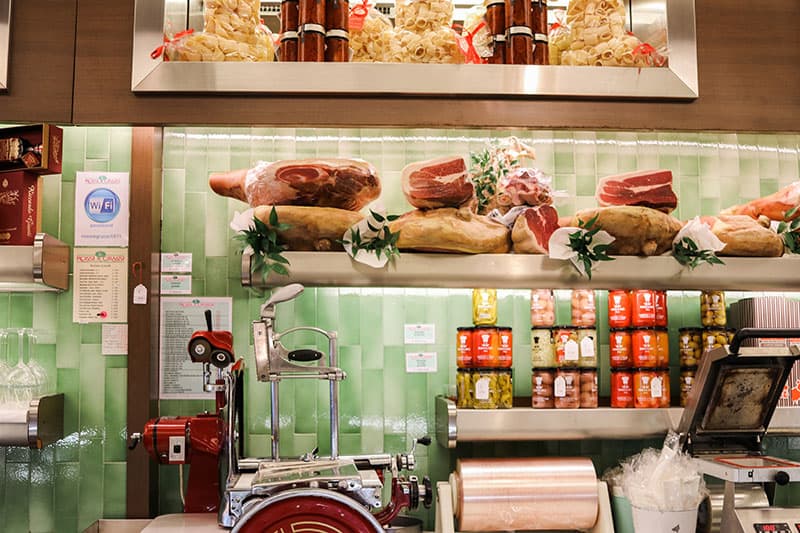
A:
[[451, 457, 598, 531]]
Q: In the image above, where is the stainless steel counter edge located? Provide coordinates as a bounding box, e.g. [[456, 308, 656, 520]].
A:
[[243, 252, 800, 291], [0, 393, 65, 448], [435, 396, 800, 447]]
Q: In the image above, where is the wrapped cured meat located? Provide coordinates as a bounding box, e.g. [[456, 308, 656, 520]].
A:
[[700, 215, 784, 257], [209, 159, 381, 211], [489, 167, 553, 213], [571, 206, 682, 256], [389, 207, 511, 253], [401, 156, 474, 209], [596, 169, 678, 213], [511, 205, 560, 254], [721, 181, 800, 222], [254, 205, 364, 251]]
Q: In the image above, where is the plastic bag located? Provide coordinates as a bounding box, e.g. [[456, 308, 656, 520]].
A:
[[560, 0, 667, 67], [349, 2, 397, 62], [548, 10, 571, 65], [391, 27, 465, 63], [619, 432, 707, 512], [458, 7, 492, 63], [395, 0, 454, 34]]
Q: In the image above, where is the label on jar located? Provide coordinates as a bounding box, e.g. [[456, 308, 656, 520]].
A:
[[565, 339, 579, 361], [554, 375, 566, 397], [475, 377, 490, 400], [580, 336, 595, 359], [651, 376, 663, 398]]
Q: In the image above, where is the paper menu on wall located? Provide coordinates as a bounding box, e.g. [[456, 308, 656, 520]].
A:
[[72, 248, 128, 323], [159, 297, 232, 400]]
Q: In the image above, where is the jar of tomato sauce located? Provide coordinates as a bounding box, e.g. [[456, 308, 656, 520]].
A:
[[456, 327, 474, 368], [655, 328, 670, 367], [654, 290, 668, 327], [632, 328, 658, 368], [631, 290, 656, 327], [634, 368, 663, 408], [607, 290, 631, 328], [472, 326, 499, 367], [609, 329, 632, 368], [658, 368, 671, 408], [497, 327, 513, 368], [610, 369, 634, 408]]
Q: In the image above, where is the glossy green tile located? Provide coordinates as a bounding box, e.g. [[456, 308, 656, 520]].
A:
[[60, 128, 86, 183], [55, 369, 80, 462], [184, 133, 211, 193], [40, 174, 62, 236], [163, 129, 186, 170], [102, 463, 126, 519], [161, 167, 186, 253], [9, 293, 33, 328], [79, 344, 105, 431], [205, 256, 229, 297], [104, 368, 128, 463], [576, 173, 596, 197], [28, 448, 55, 533], [4, 462, 30, 532], [109, 127, 132, 173], [85, 128, 110, 160]]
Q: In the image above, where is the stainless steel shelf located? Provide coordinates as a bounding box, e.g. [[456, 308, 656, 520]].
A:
[[0, 233, 70, 292], [434, 397, 800, 448], [0, 394, 65, 448], [242, 252, 800, 291]]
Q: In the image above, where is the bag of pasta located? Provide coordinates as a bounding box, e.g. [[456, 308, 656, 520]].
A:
[[349, 0, 397, 62], [391, 27, 465, 63], [548, 9, 571, 65], [395, 0, 455, 34]]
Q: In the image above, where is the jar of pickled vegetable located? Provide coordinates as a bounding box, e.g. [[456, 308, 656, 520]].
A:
[[679, 366, 696, 407], [609, 329, 633, 368], [531, 328, 555, 367], [456, 369, 472, 408], [554, 367, 580, 408], [473, 288, 498, 326], [531, 368, 555, 408], [611, 369, 634, 408], [554, 327, 580, 367], [571, 290, 596, 327], [580, 368, 598, 408], [472, 368, 513, 409], [678, 327, 702, 366], [530, 289, 555, 327], [578, 327, 597, 368], [701, 290, 726, 327]]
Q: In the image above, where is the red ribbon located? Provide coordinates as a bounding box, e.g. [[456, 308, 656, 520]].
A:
[[150, 29, 195, 60], [633, 42, 655, 57], [465, 21, 487, 64], [550, 22, 561, 31], [349, 0, 370, 31]]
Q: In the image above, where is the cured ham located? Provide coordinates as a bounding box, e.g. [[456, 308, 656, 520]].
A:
[[401, 156, 474, 209], [209, 159, 381, 211], [700, 215, 784, 257], [389, 207, 510, 253], [254, 206, 364, 252], [721, 181, 800, 221], [572, 206, 682, 256], [485, 168, 554, 214], [596, 169, 678, 213], [511, 205, 561, 254]]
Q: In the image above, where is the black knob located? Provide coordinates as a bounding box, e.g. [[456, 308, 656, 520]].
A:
[[417, 436, 432, 446], [422, 476, 433, 508], [774, 470, 790, 486]]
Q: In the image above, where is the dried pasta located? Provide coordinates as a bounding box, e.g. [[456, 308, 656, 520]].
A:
[[350, 8, 396, 62], [390, 27, 464, 63], [395, 0, 454, 34]]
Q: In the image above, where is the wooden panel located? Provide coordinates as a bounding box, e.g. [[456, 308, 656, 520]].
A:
[[0, 0, 76, 123], [126, 127, 162, 518], [73, 0, 800, 130]]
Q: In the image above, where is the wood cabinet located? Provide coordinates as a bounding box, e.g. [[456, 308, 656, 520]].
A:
[[0, 0, 76, 124], [71, 0, 800, 131]]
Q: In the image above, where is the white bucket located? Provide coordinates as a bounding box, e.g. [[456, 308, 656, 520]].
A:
[[631, 506, 698, 533]]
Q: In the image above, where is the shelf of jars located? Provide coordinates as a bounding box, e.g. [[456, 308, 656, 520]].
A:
[[0, 233, 70, 292], [132, 0, 698, 99], [434, 396, 800, 448], [241, 252, 800, 291]]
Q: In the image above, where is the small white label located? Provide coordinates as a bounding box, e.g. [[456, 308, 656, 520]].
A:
[[404, 324, 435, 345], [580, 336, 595, 359], [565, 339, 579, 361], [102, 324, 128, 355], [651, 376, 663, 398], [133, 283, 147, 305], [554, 375, 566, 398], [168, 435, 186, 462], [160, 274, 192, 295], [161, 252, 193, 273], [475, 377, 490, 400], [405, 352, 437, 373]]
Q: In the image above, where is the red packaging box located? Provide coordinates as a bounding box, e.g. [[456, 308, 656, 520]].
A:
[[0, 171, 39, 245], [0, 124, 63, 175]]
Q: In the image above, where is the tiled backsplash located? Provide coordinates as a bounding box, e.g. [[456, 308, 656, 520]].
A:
[[0, 127, 131, 532], [158, 128, 800, 520], [2, 126, 800, 532]]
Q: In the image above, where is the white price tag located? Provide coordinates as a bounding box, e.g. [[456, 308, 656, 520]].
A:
[[554, 375, 566, 398], [651, 376, 663, 398], [404, 324, 435, 345], [133, 284, 147, 305], [580, 336, 595, 358], [565, 339, 579, 361], [405, 352, 437, 373], [475, 377, 490, 400]]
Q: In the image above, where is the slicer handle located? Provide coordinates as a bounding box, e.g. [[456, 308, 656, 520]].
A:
[[729, 328, 800, 354], [288, 349, 323, 362], [204, 309, 213, 331]]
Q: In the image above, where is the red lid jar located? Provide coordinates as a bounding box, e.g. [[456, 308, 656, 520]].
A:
[[608, 290, 631, 328]]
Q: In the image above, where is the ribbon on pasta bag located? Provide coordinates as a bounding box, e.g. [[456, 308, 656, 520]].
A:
[[349, 0, 369, 31], [455, 21, 490, 63], [150, 29, 195, 60]]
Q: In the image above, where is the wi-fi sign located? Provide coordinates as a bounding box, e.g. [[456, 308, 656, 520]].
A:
[[84, 188, 121, 223]]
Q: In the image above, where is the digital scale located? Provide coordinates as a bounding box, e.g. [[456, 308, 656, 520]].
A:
[[678, 328, 800, 533]]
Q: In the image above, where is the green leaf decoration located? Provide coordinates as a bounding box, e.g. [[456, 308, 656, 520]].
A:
[[775, 206, 800, 254], [566, 216, 615, 279], [672, 236, 725, 270], [345, 211, 402, 264], [232, 206, 291, 282]]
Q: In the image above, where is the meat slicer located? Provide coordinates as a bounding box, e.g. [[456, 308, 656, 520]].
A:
[[678, 328, 800, 533], [136, 283, 432, 531]]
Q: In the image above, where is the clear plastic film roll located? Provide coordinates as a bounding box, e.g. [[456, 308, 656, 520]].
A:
[[451, 457, 599, 531]]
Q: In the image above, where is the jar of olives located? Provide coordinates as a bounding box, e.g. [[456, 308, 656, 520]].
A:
[[472, 368, 513, 409], [702, 327, 730, 354], [678, 328, 702, 366], [700, 290, 726, 327], [679, 367, 696, 407]]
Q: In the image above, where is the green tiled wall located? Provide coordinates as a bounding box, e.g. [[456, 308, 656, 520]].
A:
[[159, 128, 800, 522], [0, 126, 132, 533]]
